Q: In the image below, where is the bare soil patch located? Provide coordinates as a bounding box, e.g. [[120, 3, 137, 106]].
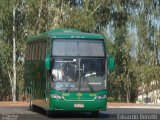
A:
[[0, 101, 29, 107]]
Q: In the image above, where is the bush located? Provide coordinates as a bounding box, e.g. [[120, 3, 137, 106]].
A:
[[108, 97, 114, 102]]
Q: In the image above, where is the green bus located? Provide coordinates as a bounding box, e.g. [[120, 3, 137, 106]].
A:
[[25, 29, 114, 116]]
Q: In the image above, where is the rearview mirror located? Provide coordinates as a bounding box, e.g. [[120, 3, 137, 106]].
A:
[[45, 54, 51, 70], [107, 55, 115, 71]]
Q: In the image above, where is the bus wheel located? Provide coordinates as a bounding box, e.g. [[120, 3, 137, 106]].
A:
[[46, 110, 52, 117], [31, 104, 37, 112], [29, 99, 32, 109], [91, 111, 99, 117]]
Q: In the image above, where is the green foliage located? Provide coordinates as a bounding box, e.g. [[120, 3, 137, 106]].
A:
[[0, 39, 13, 100], [60, 8, 96, 32], [108, 97, 114, 102]]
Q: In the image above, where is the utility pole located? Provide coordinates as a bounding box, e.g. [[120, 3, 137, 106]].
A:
[[12, 6, 17, 102]]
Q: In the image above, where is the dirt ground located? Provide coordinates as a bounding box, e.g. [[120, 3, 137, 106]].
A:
[[0, 101, 29, 107], [108, 102, 141, 106]]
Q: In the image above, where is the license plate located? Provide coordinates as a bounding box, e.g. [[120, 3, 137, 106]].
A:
[[74, 104, 84, 108]]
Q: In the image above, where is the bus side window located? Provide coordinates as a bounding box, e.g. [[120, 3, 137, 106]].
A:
[[25, 44, 28, 60], [31, 43, 35, 60], [27, 44, 30, 60], [27, 44, 29, 60], [39, 42, 43, 60], [31, 43, 33, 60], [34, 42, 37, 60], [42, 41, 46, 59], [29, 44, 31, 60], [29, 44, 32, 60], [30, 43, 32, 60], [35, 42, 38, 60], [41, 42, 43, 60], [34, 43, 36, 60], [37, 42, 40, 60], [38, 42, 41, 60]]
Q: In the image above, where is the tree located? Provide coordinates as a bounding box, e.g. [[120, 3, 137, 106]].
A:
[[0, 0, 27, 101]]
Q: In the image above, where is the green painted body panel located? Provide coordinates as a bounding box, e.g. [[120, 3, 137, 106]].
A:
[[107, 55, 115, 71], [49, 90, 107, 111], [24, 60, 47, 101], [27, 29, 104, 43]]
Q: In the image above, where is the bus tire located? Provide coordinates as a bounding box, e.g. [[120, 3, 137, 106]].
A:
[[46, 110, 52, 117], [31, 104, 36, 112], [91, 111, 99, 117], [29, 102, 32, 110]]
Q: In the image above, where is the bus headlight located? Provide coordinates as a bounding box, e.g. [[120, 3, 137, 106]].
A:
[[96, 95, 107, 100], [51, 94, 62, 99]]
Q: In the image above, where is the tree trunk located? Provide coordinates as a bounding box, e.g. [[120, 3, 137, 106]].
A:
[[126, 88, 130, 103], [127, 73, 130, 103], [142, 82, 144, 103], [12, 6, 16, 102]]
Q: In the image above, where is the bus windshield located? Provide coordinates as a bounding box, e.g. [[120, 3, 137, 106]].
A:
[[52, 39, 105, 57], [51, 58, 106, 92]]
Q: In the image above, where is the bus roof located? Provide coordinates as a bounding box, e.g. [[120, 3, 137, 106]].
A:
[[27, 29, 104, 43]]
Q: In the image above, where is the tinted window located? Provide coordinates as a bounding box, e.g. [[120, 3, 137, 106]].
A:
[[25, 44, 29, 60], [79, 41, 104, 56], [52, 39, 105, 57], [38, 42, 42, 60], [42, 41, 46, 59]]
